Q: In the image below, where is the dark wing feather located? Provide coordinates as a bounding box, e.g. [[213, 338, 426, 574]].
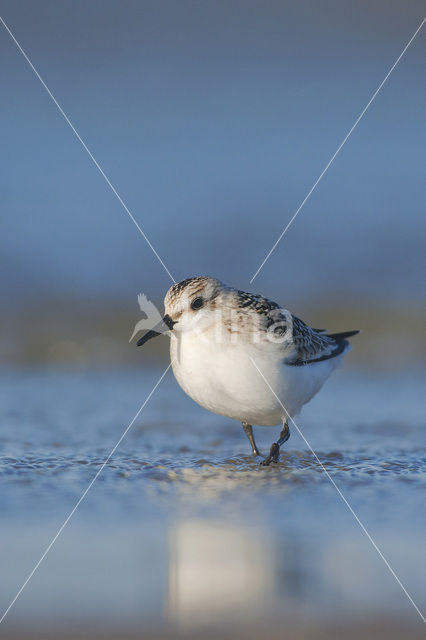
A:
[[286, 316, 359, 366]]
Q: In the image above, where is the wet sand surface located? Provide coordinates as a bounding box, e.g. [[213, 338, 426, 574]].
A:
[[0, 367, 425, 637]]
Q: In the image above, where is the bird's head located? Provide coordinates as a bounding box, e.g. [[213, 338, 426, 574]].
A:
[[137, 276, 225, 346]]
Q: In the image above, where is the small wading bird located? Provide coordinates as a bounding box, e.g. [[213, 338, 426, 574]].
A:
[[136, 277, 358, 465]]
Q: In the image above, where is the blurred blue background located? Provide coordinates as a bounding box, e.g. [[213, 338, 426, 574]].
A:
[[1, 0, 425, 311]]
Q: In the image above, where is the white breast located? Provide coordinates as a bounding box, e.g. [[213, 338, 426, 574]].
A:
[[169, 332, 343, 427]]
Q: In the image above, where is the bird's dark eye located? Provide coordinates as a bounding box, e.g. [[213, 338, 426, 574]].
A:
[[191, 297, 204, 310]]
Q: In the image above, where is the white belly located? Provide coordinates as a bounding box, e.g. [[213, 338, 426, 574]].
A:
[[169, 333, 343, 427]]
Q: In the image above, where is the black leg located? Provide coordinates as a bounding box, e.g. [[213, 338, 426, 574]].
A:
[[261, 421, 290, 466], [242, 421, 261, 457]]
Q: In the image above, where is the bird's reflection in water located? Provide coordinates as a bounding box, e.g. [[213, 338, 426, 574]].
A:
[[167, 519, 276, 628]]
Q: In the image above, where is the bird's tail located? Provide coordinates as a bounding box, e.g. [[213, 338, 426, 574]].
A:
[[327, 330, 360, 340]]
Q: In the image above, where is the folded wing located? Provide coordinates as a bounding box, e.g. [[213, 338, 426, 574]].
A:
[[286, 316, 359, 366]]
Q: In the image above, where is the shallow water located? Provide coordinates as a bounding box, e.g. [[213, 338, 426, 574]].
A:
[[0, 366, 425, 631]]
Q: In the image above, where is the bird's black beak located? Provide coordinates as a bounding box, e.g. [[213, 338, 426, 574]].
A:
[[136, 315, 176, 346]]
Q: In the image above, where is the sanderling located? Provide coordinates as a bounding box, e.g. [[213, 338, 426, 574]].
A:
[[137, 276, 359, 465]]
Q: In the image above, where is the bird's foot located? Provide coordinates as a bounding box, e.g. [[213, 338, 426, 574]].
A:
[[260, 442, 280, 466]]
